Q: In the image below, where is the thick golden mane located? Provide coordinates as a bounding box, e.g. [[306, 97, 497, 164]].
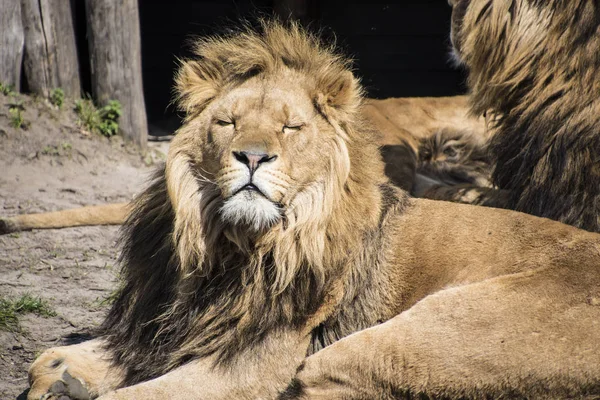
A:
[[455, 0, 600, 231], [175, 20, 363, 120], [100, 21, 403, 385]]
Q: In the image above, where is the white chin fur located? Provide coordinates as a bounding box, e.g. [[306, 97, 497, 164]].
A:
[[220, 191, 281, 231]]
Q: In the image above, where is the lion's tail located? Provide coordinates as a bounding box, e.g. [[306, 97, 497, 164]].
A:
[[0, 202, 129, 234]]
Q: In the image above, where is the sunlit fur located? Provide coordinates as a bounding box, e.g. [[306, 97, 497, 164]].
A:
[[451, 0, 600, 232], [100, 20, 394, 384]]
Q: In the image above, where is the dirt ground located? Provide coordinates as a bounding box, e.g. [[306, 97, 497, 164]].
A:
[[0, 93, 168, 399]]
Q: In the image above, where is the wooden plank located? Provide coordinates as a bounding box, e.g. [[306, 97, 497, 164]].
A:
[[0, 0, 24, 91], [21, 0, 81, 97], [44, 0, 81, 97], [85, 0, 148, 148]]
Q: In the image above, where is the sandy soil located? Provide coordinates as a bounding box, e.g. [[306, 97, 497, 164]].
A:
[[0, 92, 168, 399]]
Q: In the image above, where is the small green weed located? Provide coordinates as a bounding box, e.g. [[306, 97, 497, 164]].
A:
[[75, 97, 101, 133], [9, 107, 24, 128], [0, 82, 16, 96], [99, 288, 120, 306], [41, 142, 73, 157], [42, 145, 59, 156], [0, 294, 57, 332], [75, 97, 122, 137], [98, 100, 122, 137], [8, 100, 27, 129], [49, 88, 65, 108]]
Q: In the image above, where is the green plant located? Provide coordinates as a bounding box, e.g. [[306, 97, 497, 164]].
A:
[[99, 288, 120, 306], [41, 142, 73, 157], [0, 82, 16, 96], [75, 97, 100, 134], [98, 100, 122, 137], [9, 107, 24, 129], [8, 100, 26, 129], [42, 145, 59, 156], [75, 97, 122, 137], [49, 88, 65, 108], [0, 294, 57, 332]]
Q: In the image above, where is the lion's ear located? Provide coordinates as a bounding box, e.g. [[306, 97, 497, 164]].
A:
[[175, 60, 223, 115], [315, 70, 363, 120]]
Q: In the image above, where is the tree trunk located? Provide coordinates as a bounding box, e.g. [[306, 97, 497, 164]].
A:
[[85, 0, 148, 148], [21, 0, 81, 97], [0, 1, 24, 91]]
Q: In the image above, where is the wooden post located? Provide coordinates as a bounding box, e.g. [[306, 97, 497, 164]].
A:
[[85, 0, 148, 148], [0, 1, 24, 91], [21, 0, 81, 97]]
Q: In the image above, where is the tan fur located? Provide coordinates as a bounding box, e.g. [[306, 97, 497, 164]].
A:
[[0, 203, 129, 234], [362, 95, 485, 149], [27, 21, 600, 400]]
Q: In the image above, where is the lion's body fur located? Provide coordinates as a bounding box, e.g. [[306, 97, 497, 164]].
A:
[[26, 19, 600, 400], [454, 0, 600, 232]]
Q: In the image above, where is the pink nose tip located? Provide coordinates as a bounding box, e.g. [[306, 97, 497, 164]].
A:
[[233, 151, 278, 173]]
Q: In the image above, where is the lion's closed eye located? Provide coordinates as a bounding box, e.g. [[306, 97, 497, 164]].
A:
[[283, 124, 303, 134], [216, 119, 235, 127]]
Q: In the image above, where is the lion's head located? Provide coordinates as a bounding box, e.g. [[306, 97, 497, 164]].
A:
[[102, 20, 400, 385], [448, 0, 600, 231], [166, 20, 387, 280], [413, 128, 492, 196]]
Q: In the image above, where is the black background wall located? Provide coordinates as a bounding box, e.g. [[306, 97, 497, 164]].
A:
[[137, 0, 467, 132]]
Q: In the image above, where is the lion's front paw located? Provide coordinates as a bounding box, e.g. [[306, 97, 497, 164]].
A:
[[28, 340, 116, 400], [38, 371, 91, 400]]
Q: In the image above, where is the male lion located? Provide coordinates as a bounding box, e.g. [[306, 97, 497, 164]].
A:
[[28, 21, 600, 400], [449, 0, 600, 232]]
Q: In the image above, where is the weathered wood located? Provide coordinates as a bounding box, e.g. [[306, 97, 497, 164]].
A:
[[0, 1, 24, 91], [85, 0, 148, 148], [21, 0, 81, 97]]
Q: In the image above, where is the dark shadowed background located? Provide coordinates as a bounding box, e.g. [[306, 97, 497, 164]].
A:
[[70, 0, 467, 134]]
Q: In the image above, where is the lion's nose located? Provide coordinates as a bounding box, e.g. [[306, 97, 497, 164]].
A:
[[233, 151, 278, 174]]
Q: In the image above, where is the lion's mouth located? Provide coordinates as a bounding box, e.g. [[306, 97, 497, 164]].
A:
[[233, 183, 266, 198]]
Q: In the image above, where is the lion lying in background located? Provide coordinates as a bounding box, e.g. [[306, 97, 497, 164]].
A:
[[27, 20, 600, 400]]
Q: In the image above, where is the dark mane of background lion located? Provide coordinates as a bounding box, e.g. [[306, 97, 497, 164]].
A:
[[100, 21, 405, 386], [455, 0, 600, 232]]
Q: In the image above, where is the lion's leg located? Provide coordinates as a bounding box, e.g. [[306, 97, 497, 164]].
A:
[[28, 338, 122, 400], [421, 183, 510, 208], [48, 331, 310, 400], [289, 266, 600, 399]]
